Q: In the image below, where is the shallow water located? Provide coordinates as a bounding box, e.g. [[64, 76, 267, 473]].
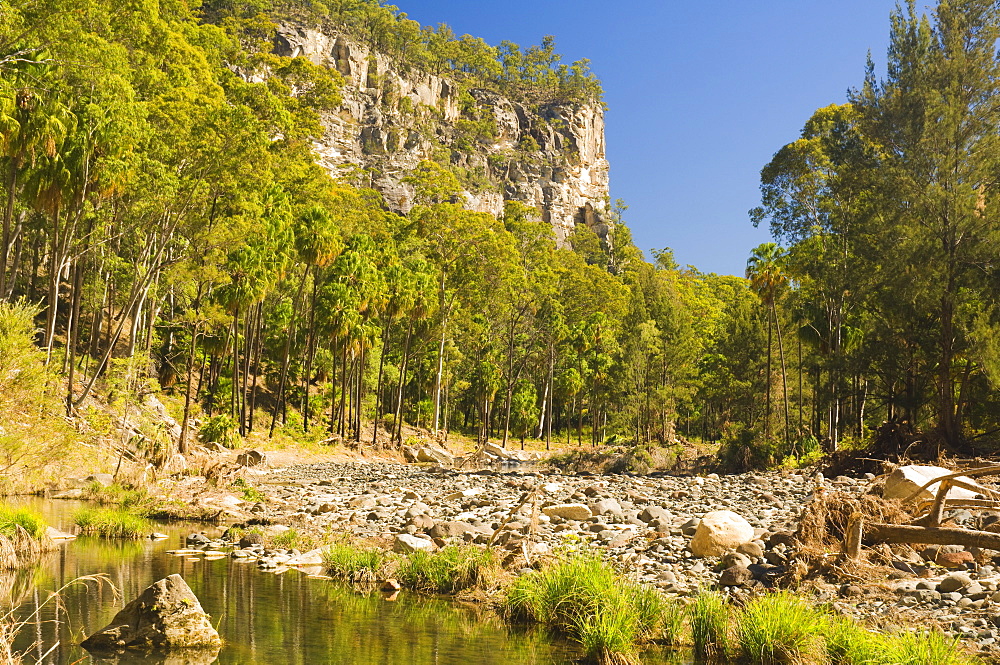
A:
[[4, 498, 684, 665]]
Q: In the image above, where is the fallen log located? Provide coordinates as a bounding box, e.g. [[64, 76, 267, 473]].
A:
[[867, 523, 1000, 551]]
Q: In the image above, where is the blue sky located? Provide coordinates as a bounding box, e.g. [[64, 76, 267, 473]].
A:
[[401, 0, 901, 276]]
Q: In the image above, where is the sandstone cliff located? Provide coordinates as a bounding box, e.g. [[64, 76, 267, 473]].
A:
[[273, 24, 610, 243]]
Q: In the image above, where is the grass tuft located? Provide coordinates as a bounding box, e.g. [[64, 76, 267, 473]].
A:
[[323, 540, 393, 584], [73, 508, 150, 539], [735, 591, 826, 664], [689, 590, 730, 661], [503, 552, 667, 664], [398, 545, 500, 595]]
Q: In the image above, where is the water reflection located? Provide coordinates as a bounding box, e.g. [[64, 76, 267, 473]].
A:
[[4, 499, 583, 665]]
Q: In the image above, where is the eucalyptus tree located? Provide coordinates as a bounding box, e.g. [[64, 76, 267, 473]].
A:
[[850, 0, 1000, 449]]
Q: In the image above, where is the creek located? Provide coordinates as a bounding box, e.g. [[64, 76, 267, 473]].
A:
[[3, 498, 682, 664]]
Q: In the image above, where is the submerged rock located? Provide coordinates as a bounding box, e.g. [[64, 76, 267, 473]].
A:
[[81, 574, 221, 651]]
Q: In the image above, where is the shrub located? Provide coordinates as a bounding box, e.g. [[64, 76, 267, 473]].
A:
[[735, 592, 827, 664], [690, 590, 730, 661], [73, 508, 150, 539], [198, 414, 242, 449], [398, 545, 500, 595]]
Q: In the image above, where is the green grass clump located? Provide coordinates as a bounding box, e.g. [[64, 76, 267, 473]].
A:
[[230, 478, 265, 503], [398, 545, 500, 595], [73, 508, 150, 539], [0, 506, 47, 541], [323, 541, 393, 584], [886, 630, 978, 665], [689, 590, 730, 661], [503, 552, 668, 665], [735, 591, 826, 664], [825, 616, 891, 665], [83, 482, 157, 516]]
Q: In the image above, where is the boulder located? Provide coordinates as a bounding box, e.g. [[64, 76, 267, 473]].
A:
[[638, 506, 672, 525], [285, 548, 324, 566], [883, 465, 983, 503], [689, 511, 755, 557], [484, 442, 515, 459], [428, 521, 475, 539], [442, 488, 483, 501], [86, 473, 115, 488], [590, 498, 623, 518], [542, 503, 593, 521], [236, 449, 266, 467], [416, 446, 453, 465], [81, 574, 221, 651], [393, 534, 435, 554]]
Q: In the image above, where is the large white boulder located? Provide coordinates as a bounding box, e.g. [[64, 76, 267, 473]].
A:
[[689, 511, 755, 558], [883, 465, 983, 503], [393, 534, 435, 554]]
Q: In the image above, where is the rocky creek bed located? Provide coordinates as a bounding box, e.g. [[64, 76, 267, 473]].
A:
[[157, 458, 1000, 659]]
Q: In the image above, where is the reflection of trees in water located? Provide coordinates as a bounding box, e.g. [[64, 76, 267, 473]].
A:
[[0, 564, 40, 607]]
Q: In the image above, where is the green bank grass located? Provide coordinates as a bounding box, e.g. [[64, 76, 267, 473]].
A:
[[323, 541, 393, 584], [690, 590, 730, 661], [398, 545, 501, 595], [503, 552, 669, 665], [0, 504, 51, 570], [73, 508, 150, 539], [735, 592, 826, 665]]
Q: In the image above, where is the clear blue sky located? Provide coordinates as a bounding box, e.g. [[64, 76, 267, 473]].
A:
[[402, 0, 901, 276]]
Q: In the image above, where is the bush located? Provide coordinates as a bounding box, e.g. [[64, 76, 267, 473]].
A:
[[198, 414, 243, 449], [398, 545, 500, 595], [73, 508, 150, 539]]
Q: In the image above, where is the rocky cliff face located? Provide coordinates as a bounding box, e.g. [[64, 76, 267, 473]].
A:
[[273, 24, 610, 244]]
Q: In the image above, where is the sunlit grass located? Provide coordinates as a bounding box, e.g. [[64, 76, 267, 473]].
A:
[[73, 508, 150, 539]]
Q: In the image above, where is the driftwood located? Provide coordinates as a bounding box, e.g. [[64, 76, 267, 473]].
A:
[[867, 523, 1000, 551], [844, 512, 863, 561]]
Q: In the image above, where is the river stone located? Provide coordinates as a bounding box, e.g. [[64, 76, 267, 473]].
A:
[[393, 533, 435, 554], [591, 498, 623, 518], [719, 565, 753, 587], [689, 511, 755, 557], [81, 574, 220, 651], [428, 521, 475, 539], [939, 572, 973, 593], [883, 465, 983, 503], [542, 503, 593, 521], [285, 549, 324, 566]]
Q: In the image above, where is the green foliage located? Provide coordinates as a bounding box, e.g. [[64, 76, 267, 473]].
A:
[[398, 545, 500, 595], [199, 415, 243, 449], [73, 508, 151, 539], [504, 552, 667, 664], [689, 590, 730, 661], [230, 477, 265, 503], [735, 592, 826, 665], [0, 505, 47, 541], [323, 540, 392, 584], [83, 482, 158, 516]]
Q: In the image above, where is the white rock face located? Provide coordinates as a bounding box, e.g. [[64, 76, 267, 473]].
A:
[[883, 465, 983, 503], [273, 23, 611, 246], [393, 534, 435, 554], [689, 511, 755, 558], [542, 503, 593, 521]]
